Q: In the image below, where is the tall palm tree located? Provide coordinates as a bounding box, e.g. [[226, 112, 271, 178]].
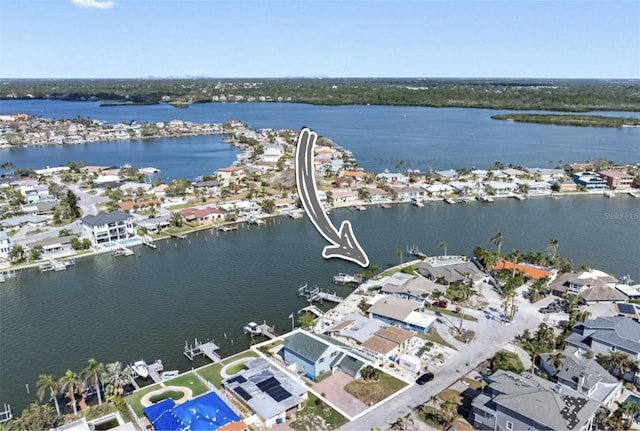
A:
[[507, 249, 521, 278], [549, 352, 566, 373], [103, 361, 132, 398], [491, 231, 503, 255], [439, 241, 447, 257], [80, 358, 104, 405], [396, 249, 404, 265], [59, 369, 82, 416], [36, 374, 61, 417]]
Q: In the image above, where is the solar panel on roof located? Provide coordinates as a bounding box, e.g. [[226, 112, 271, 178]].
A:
[[256, 376, 279, 391], [226, 375, 247, 385], [235, 386, 253, 401], [618, 303, 636, 314], [267, 386, 292, 402]]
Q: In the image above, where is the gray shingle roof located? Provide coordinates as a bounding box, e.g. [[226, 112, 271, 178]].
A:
[[81, 211, 131, 226], [283, 332, 331, 362]]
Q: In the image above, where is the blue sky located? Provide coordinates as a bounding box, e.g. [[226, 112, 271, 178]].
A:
[[1, 0, 638, 79]]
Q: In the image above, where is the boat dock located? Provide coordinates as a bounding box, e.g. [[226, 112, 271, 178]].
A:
[[0, 404, 12, 424], [170, 233, 187, 239], [183, 338, 221, 363], [298, 283, 344, 304], [39, 258, 75, 273], [216, 224, 238, 232], [299, 305, 325, 318], [112, 246, 134, 257], [142, 235, 157, 248], [147, 360, 164, 384]]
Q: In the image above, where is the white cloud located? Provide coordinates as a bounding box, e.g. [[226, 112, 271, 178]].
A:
[[72, 0, 116, 9]]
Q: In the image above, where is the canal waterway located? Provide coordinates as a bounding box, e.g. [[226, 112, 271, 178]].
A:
[[0, 100, 638, 412], [1, 196, 638, 412]]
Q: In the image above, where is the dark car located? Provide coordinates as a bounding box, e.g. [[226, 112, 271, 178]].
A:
[[432, 301, 448, 309], [416, 372, 435, 385]]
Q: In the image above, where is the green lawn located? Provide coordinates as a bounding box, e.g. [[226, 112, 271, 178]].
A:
[[418, 328, 455, 349], [197, 350, 259, 388], [290, 393, 348, 430], [126, 383, 162, 418], [164, 373, 208, 396], [344, 372, 408, 405]]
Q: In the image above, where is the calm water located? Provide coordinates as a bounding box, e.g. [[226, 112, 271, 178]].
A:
[[0, 100, 639, 412], [1, 100, 639, 178]]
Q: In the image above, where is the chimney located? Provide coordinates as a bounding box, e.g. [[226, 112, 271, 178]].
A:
[[578, 372, 586, 393]]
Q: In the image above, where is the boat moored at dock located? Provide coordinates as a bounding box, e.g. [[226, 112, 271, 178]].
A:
[[243, 322, 262, 336], [333, 273, 360, 284], [131, 360, 149, 379]]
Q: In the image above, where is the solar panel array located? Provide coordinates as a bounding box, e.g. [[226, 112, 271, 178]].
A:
[[618, 303, 636, 314], [235, 386, 253, 401], [226, 375, 247, 385], [256, 376, 292, 402]]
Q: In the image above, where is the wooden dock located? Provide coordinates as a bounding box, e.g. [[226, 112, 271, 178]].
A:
[[147, 360, 164, 385], [257, 322, 277, 339], [0, 404, 12, 424], [183, 338, 221, 363], [298, 283, 344, 304], [142, 235, 157, 248], [299, 305, 325, 318]]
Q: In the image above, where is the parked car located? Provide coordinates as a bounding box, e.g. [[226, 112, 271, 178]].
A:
[[416, 372, 435, 385], [432, 301, 448, 308]]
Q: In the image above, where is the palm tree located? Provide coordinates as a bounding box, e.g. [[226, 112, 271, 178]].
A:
[[103, 361, 131, 398], [439, 241, 447, 257], [549, 352, 566, 373], [36, 374, 61, 417], [507, 249, 521, 278], [59, 369, 82, 416], [80, 358, 104, 405], [439, 400, 459, 427], [396, 249, 404, 265], [491, 231, 503, 255], [548, 238, 559, 260]]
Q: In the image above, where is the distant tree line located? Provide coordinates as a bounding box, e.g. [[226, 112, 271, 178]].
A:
[[2, 78, 639, 111]]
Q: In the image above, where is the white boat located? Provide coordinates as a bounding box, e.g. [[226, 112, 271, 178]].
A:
[[139, 167, 160, 174], [477, 195, 494, 203], [162, 370, 180, 380], [131, 360, 149, 379], [604, 190, 616, 198], [333, 273, 359, 284], [243, 322, 262, 336]]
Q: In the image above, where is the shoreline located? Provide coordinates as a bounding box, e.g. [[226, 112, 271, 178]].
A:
[[1, 188, 634, 277]]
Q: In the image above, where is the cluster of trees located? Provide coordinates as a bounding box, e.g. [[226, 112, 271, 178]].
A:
[[3, 78, 639, 112], [5, 359, 132, 430]]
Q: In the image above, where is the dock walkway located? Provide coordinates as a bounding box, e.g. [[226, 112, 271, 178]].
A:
[[298, 283, 344, 304], [183, 338, 221, 363]]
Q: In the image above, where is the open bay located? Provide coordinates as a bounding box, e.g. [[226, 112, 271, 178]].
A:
[[0, 100, 638, 411]]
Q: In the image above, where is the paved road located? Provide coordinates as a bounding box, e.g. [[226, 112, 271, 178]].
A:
[[344, 283, 547, 430]]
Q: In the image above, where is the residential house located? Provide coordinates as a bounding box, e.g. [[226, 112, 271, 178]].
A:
[[281, 330, 365, 380], [376, 171, 408, 183], [216, 166, 245, 185], [260, 144, 284, 163], [222, 357, 308, 428], [331, 189, 359, 205], [573, 172, 607, 190], [567, 316, 640, 360], [421, 183, 453, 197], [80, 211, 134, 246], [539, 347, 623, 408], [192, 180, 222, 197], [367, 295, 436, 334], [549, 269, 628, 303], [416, 256, 487, 285], [599, 170, 634, 190], [381, 272, 445, 302], [179, 206, 225, 225], [471, 370, 600, 431], [393, 186, 425, 201], [0, 230, 13, 261]]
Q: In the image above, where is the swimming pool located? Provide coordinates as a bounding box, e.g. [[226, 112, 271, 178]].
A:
[[625, 394, 640, 408]]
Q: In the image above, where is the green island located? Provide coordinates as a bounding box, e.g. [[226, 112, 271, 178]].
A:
[[3, 78, 640, 112], [491, 113, 640, 128]]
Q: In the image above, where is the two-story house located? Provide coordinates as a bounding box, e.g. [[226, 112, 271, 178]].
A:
[[81, 211, 134, 246]]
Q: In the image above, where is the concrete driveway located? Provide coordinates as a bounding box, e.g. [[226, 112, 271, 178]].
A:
[[313, 370, 368, 418]]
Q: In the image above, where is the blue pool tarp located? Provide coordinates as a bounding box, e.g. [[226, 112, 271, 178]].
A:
[[143, 391, 241, 431]]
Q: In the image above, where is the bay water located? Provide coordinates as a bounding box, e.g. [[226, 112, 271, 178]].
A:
[[0, 101, 638, 412]]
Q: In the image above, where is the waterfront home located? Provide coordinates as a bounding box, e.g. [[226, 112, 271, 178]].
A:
[[392, 186, 425, 201], [0, 230, 13, 261], [416, 256, 487, 285], [599, 170, 634, 190], [515, 179, 551, 194], [281, 331, 342, 380], [331, 189, 359, 205], [192, 180, 222, 197], [565, 162, 595, 173], [34, 166, 71, 177], [567, 316, 640, 361], [342, 170, 368, 182], [136, 215, 172, 233], [80, 211, 134, 246], [539, 347, 623, 409], [549, 269, 628, 303], [222, 357, 307, 428], [376, 171, 408, 183], [434, 169, 457, 180], [421, 183, 453, 197], [118, 199, 162, 214], [216, 166, 245, 185], [471, 370, 600, 431], [119, 182, 152, 194], [380, 272, 445, 302], [274, 197, 297, 212], [367, 295, 435, 334], [482, 180, 518, 195], [573, 172, 607, 190], [179, 206, 225, 225], [526, 167, 566, 181], [360, 326, 414, 365], [501, 167, 528, 178]]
